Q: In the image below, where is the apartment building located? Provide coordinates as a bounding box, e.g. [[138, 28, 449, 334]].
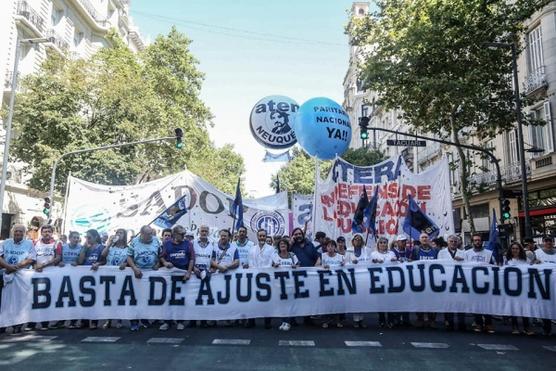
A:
[[0, 0, 144, 238], [344, 1, 556, 242]]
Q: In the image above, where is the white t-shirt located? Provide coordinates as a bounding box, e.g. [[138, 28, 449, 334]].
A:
[[505, 258, 528, 266], [213, 244, 239, 267], [464, 248, 493, 264], [233, 239, 255, 267], [321, 253, 345, 267], [249, 243, 275, 268], [272, 252, 299, 268], [193, 239, 215, 269], [34, 239, 58, 266], [370, 250, 396, 264], [534, 249, 556, 264], [345, 247, 372, 265], [437, 248, 465, 261]]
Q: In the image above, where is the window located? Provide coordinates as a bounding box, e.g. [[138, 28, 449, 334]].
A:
[[51, 7, 63, 26], [528, 26, 544, 74], [506, 128, 519, 164], [529, 102, 554, 156], [73, 30, 84, 47]]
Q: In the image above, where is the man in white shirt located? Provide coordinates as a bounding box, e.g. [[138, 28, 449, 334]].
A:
[[245, 229, 275, 329], [233, 226, 255, 269], [464, 233, 495, 334], [439, 235, 465, 331]]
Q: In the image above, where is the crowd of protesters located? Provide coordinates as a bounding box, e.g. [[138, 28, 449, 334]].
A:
[[0, 222, 555, 335]]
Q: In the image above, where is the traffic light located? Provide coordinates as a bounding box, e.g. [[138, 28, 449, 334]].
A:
[[502, 199, 511, 221], [359, 117, 369, 140], [43, 197, 51, 216], [174, 128, 184, 149]]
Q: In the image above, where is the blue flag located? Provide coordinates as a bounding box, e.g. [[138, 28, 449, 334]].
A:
[[402, 195, 440, 240], [352, 185, 369, 233], [487, 209, 499, 262], [365, 186, 379, 236], [153, 194, 188, 229], [231, 178, 244, 231]]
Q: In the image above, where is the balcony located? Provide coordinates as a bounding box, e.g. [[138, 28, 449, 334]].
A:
[[523, 66, 548, 95], [46, 31, 70, 54], [16, 1, 46, 36], [468, 162, 531, 188]]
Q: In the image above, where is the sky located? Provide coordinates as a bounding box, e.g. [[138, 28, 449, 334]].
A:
[[131, 0, 356, 197]]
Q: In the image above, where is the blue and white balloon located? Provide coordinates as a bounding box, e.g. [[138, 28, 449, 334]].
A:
[[293, 97, 352, 160]]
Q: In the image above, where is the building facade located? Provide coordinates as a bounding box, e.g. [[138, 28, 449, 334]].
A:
[[344, 1, 556, 243], [0, 0, 144, 238]]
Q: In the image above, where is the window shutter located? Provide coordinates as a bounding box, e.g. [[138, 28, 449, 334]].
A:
[[543, 101, 554, 152]]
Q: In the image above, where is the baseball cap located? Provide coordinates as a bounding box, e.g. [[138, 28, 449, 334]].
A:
[[396, 234, 408, 241]]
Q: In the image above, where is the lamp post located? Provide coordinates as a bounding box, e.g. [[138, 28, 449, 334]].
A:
[[0, 36, 53, 229], [47, 131, 183, 221], [485, 41, 532, 238]]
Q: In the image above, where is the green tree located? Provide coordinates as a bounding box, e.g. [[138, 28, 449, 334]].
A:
[[270, 147, 384, 195], [347, 0, 548, 232], [10, 28, 244, 194]]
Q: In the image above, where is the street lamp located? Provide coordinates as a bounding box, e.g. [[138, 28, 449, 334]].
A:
[[0, 36, 53, 229], [47, 129, 185, 221], [485, 41, 532, 238]]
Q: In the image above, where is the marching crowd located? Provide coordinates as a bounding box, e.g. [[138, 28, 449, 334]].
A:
[[0, 223, 555, 335]]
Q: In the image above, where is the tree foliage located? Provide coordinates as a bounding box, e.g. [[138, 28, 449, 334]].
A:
[[346, 0, 548, 231], [10, 27, 244, 195], [270, 147, 384, 195]]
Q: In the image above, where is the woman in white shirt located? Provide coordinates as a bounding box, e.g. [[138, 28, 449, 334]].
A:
[[371, 237, 397, 328], [272, 238, 299, 331], [316, 240, 345, 328], [505, 242, 534, 335], [347, 234, 370, 328]]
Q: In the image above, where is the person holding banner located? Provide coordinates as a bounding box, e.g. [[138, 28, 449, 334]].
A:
[[391, 235, 412, 263], [505, 242, 534, 336], [412, 233, 439, 329], [127, 225, 162, 332], [272, 238, 299, 331], [245, 228, 275, 329], [438, 235, 466, 331], [370, 237, 397, 329], [291, 228, 319, 267], [316, 239, 345, 328], [0, 224, 36, 334], [189, 225, 216, 328], [465, 233, 495, 334], [234, 226, 254, 269], [159, 225, 195, 331], [57, 231, 82, 267], [28, 225, 61, 330], [211, 229, 240, 327], [76, 229, 105, 329], [344, 233, 371, 328], [99, 229, 130, 329], [533, 235, 556, 336]]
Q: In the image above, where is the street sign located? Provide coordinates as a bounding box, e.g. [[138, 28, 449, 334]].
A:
[[386, 139, 426, 147]]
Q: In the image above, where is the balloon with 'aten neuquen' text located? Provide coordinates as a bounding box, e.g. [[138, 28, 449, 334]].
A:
[[293, 97, 352, 160]]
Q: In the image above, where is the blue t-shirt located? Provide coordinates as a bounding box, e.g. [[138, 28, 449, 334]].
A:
[[291, 240, 319, 267], [162, 240, 193, 270], [61, 243, 82, 264], [0, 238, 35, 266], [106, 246, 128, 266], [413, 246, 438, 260], [128, 236, 161, 269], [81, 244, 104, 265]]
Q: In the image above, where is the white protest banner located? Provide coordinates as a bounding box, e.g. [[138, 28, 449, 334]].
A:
[[63, 170, 289, 239], [315, 156, 454, 241], [1, 262, 555, 327]]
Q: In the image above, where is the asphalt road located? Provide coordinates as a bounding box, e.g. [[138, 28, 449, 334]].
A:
[[0, 317, 555, 370]]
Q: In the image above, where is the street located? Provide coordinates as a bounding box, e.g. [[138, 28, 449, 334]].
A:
[[1, 317, 555, 370]]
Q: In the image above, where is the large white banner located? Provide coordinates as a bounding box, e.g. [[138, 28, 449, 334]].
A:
[[1, 262, 555, 327], [63, 170, 289, 239], [315, 156, 454, 241]]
